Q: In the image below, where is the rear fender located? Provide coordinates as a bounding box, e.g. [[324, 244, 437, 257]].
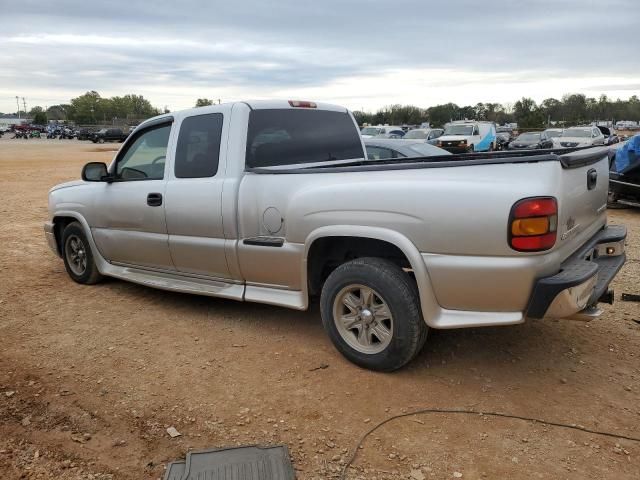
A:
[[302, 225, 441, 325]]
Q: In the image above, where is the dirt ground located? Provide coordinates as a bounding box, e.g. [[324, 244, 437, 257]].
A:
[[0, 137, 639, 480]]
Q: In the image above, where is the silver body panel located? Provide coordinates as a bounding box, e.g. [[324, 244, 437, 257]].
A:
[[46, 101, 613, 328]]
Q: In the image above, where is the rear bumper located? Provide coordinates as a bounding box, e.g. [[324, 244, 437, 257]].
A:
[[526, 225, 626, 319]]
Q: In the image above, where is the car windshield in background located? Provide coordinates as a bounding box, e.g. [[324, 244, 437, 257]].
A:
[[361, 127, 381, 136], [444, 125, 474, 135], [403, 130, 428, 139], [407, 143, 451, 156], [518, 133, 541, 141], [246, 109, 364, 168], [562, 129, 591, 138]]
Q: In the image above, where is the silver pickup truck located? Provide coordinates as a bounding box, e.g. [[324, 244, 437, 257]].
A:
[[44, 100, 627, 371]]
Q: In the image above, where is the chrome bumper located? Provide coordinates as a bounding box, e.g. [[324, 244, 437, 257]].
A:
[[44, 221, 59, 256], [526, 225, 627, 320]]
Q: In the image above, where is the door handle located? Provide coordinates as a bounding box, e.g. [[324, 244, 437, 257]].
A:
[[147, 192, 163, 207]]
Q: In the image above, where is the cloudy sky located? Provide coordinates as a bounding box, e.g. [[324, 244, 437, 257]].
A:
[[1, 0, 639, 113]]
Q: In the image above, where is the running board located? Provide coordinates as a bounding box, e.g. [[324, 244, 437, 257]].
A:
[[100, 263, 308, 310], [103, 264, 245, 301]]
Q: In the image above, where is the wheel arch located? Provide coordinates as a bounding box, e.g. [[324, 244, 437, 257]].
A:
[[51, 212, 103, 265], [302, 226, 439, 324]]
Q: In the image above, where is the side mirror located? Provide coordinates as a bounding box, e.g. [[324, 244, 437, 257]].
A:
[[82, 162, 109, 182]]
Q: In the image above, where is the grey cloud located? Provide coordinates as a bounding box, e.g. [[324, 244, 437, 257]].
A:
[[1, 0, 639, 111]]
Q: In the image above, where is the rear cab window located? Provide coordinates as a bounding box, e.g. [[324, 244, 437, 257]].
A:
[[245, 109, 364, 168], [175, 113, 223, 178]]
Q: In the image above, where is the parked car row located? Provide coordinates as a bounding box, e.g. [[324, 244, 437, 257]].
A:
[[4, 125, 132, 143]]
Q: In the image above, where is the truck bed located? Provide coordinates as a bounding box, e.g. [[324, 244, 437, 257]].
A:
[[247, 146, 609, 174]]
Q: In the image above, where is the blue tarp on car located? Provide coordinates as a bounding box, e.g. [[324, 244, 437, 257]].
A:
[[614, 134, 640, 174]]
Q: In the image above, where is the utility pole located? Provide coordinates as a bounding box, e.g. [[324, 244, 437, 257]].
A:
[[22, 97, 27, 117], [16, 96, 20, 119]]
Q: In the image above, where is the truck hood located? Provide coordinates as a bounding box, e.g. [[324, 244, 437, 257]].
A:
[[438, 135, 469, 142], [558, 137, 592, 146], [49, 180, 85, 193]]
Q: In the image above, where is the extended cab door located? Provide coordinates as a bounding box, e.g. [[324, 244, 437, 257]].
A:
[[164, 109, 232, 279], [89, 120, 174, 270]]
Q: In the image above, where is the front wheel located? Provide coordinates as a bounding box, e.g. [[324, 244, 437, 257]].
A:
[[320, 257, 428, 371], [61, 222, 103, 284]]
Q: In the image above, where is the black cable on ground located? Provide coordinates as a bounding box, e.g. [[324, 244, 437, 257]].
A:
[[340, 408, 640, 480]]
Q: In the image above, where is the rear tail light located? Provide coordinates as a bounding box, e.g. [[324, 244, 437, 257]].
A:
[[288, 100, 317, 108], [509, 197, 557, 252]]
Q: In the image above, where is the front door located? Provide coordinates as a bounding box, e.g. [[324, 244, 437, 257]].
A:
[[164, 111, 232, 279], [90, 121, 175, 270]]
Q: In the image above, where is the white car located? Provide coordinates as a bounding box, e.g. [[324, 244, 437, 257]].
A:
[[360, 125, 404, 138], [558, 127, 605, 148]]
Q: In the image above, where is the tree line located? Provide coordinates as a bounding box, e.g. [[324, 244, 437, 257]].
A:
[[4, 92, 639, 128], [1, 91, 168, 126], [353, 94, 640, 128]]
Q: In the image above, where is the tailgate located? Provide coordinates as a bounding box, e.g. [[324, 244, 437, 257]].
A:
[[554, 147, 610, 257]]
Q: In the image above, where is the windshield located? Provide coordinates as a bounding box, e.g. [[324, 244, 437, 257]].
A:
[[562, 128, 591, 138], [517, 133, 541, 141], [98, 129, 107, 134], [403, 130, 428, 139], [545, 130, 562, 138], [407, 143, 451, 157], [444, 125, 474, 136], [361, 127, 381, 136]]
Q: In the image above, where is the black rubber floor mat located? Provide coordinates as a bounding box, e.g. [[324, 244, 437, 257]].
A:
[[163, 460, 185, 480], [181, 445, 295, 480]]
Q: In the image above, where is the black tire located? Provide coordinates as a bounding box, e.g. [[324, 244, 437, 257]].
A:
[[320, 257, 428, 372], [98, 137, 105, 144], [61, 222, 103, 285]]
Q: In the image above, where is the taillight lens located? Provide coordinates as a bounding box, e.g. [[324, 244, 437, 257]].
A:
[[509, 197, 557, 252], [288, 100, 317, 108]]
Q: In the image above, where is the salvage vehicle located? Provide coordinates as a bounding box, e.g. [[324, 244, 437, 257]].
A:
[[609, 135, 640, 206], [495, 131, 512, 150], [45, 100, 627, 371], [559, 127, 605, 148], [91, 128, 128, 143], [402, 128, 444, 145], [360, 125, 404, 138], [508, 131, 554, 150], [597, 126, 619, 146], [437, 120, 496, 153], [364, 138, 450, 159]]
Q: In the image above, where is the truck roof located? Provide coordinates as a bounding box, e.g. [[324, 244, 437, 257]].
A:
[[135, 100, 349, 132]]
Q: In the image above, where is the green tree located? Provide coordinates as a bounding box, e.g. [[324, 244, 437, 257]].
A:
[[29, 106, 48, 124], [426, 103, 460, 127], [46, 104, 71, 121], [514, 97, 544, 128], [195, 98, 214, 107]]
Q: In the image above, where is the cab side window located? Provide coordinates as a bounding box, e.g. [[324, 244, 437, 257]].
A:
[[115, 123, 172, 181], [473, 126, 480, 135], [175, 113, 223, 178]]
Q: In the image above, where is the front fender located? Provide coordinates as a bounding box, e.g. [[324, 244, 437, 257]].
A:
[[51, 211, 110, 273]]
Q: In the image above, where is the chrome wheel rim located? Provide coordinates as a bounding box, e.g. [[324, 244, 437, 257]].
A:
[[65, 235, 87, 276], [333, 284, 393, 354]]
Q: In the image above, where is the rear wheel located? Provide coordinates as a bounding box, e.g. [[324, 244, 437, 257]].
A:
[[320, 257, 428, 371], [61, 222, 103, 285]]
